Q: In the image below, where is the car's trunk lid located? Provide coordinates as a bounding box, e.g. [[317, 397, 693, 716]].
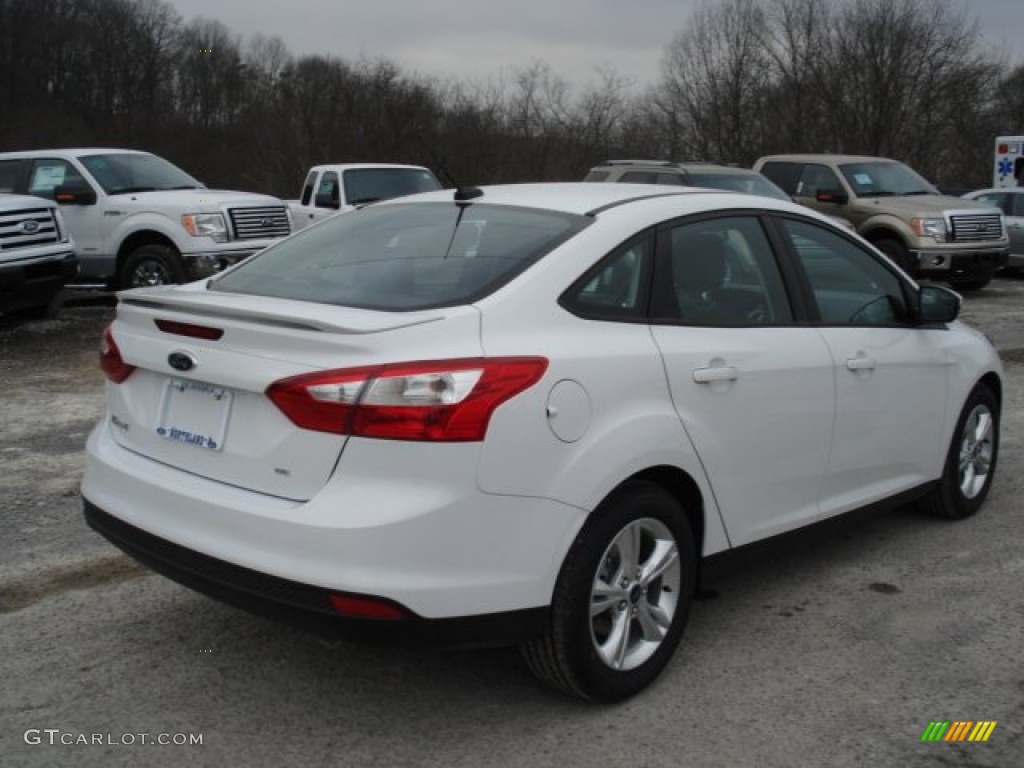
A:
[[106, 287, 482, 500]]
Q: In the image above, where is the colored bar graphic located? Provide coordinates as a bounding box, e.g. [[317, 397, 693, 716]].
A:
[[921, 722, 950, 742], [921, 720, 996, 742]]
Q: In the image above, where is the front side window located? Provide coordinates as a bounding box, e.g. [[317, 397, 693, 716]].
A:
[[781, 218, 909, 325], [28, 159, 88, 199], [211, 202, 589, 311], [795, 164, 842, 198], [656, 216, 793, 326], [315, 171, 339, 208]]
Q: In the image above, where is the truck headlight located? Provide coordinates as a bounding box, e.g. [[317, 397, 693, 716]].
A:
[[181, 213, 228, 243], [911, 217, 947, 242]]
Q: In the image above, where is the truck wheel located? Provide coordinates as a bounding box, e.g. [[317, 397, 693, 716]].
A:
[[950, 278, 990, 292], [521, 480, 697, 701], [119, 244, 185, 289], [919, 384, 999, 520], [874, 238, 914, 275], [11, 290, 65, 321]]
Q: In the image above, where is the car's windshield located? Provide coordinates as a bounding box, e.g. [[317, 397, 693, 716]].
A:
[[211, 202, 589, 311], [342, 168, 442, 205], [838, 161, 936, 197], [79, 153, 201, 194], [685, 171, 790, 201]]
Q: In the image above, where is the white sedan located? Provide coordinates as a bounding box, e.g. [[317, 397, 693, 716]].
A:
[[82, 183, 1002, 701]]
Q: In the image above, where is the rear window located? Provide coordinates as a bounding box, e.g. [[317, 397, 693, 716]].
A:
[[211, 202, 588, 311]]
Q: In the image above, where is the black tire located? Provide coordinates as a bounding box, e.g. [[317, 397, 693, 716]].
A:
[[12, 289, 65, 321], [874, 237, 914, 275], [920, 384, 999, 520], [521, 480, 697, 701], [119, 244, 185, 289], [950, 278, 990, 292]]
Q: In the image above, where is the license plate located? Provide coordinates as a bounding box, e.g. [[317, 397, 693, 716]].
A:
[[156, 379, 233, 451]]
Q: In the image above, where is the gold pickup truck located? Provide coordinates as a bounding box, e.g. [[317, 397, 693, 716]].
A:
[[755, 154, 1009, 290]]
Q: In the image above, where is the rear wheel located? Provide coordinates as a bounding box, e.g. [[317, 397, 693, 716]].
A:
[[521, 480, 697, 701], [119, 244, 185, 289], [920, 384, 999, 520]]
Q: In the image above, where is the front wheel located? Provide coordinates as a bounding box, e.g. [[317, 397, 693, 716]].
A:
[[521, 480, 697, 701], [119, 244, 185, 289], [873, 237, 914, 275], [920, 384, 999, 520]]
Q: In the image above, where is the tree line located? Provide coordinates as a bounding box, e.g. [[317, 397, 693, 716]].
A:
[[1, 0, 1022, 197]]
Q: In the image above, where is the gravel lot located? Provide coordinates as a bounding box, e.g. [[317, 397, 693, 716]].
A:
[[1, 282, 1022, 767]]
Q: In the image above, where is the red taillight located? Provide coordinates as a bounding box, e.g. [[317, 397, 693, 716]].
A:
[[266, 357, 548, 441], [329, 593, 407, 620], [99, 325, 136, 383], [154, 319, 224, 340]]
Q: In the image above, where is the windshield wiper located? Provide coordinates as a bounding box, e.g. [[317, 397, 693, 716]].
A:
[[349, 196, 382, 207], [109, 186, 158, 194], [900, 190, 933, 196]]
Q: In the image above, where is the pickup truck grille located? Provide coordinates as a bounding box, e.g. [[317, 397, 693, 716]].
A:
[[0, 206, 60, 251], [949, 213, 1003, 243], [228, 206, 291, 240]]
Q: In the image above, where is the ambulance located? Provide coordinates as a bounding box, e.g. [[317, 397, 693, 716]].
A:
[[994, 135, 1024, 187]]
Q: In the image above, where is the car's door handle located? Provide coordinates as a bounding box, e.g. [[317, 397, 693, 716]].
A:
[[693, 365, 738, 383], [846, 355, 876, 371]]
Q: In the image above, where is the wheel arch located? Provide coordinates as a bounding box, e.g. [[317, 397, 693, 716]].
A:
[[116, 230, 178, 267]]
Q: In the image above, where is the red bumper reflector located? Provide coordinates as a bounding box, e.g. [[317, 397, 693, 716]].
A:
[[329, 594, 406, 620]]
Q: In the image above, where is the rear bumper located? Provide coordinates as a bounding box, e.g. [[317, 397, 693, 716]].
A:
[[84, 499, 547, 646], [0, 251, 78, 311], [81, 417, 582, 627]]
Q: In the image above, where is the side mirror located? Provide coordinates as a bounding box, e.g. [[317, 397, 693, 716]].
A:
[[918, 284, 960, 324], [816, 189, 849, 205], [314, 192, 340, 210], [54, 184, 97, 205]]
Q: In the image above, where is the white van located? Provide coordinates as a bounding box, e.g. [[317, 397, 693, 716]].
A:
[[994, 135, 1024, 188]]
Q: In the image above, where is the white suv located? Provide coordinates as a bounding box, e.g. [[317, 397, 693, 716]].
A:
[[82, 183, 1002, 700]]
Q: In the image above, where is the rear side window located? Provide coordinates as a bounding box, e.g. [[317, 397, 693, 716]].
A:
[[27, 159, 88, 199], [212, 202, 589, 311], [655, 216, 793, 326], [583, 170, 610, 181], [315, 171, 339, 208], [758, 162, 803, 195], [561, 234, 653, 321], [619, 171, 656, 184]]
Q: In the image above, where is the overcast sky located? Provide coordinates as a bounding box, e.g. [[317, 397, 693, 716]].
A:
[[165, 0, 1024, 91]]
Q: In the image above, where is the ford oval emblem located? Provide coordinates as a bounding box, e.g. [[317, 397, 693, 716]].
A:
[[21, 220, 40, 234], [168, 351, 197, 372]]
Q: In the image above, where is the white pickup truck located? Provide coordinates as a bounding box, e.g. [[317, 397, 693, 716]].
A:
[[0, 148, 292, 289], [0, 194, 77, 318], [288, 163, 441, 231]]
